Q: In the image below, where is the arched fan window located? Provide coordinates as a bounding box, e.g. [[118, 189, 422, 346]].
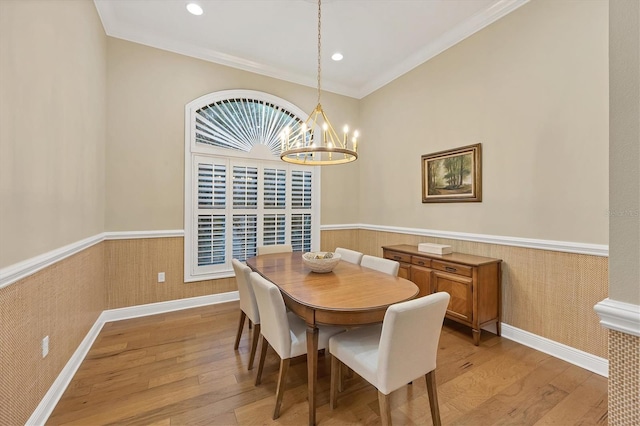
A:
[[184, 90, 320, 282], [195, 98, 304, 156]]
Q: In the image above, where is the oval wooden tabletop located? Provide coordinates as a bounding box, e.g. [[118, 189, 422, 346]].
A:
[[246, 252, 419, 312]]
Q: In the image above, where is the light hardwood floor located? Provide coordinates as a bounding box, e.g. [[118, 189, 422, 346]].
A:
[[47, 302, 608, 425]]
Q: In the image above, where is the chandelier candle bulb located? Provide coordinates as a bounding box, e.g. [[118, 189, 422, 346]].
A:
[[322, 123, 328, 145]]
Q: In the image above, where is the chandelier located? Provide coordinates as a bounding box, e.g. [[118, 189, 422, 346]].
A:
[[280, 0, 359, 166]]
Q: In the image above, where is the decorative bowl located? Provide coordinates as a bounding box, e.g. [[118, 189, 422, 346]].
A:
[[302, 252, 342, 273]]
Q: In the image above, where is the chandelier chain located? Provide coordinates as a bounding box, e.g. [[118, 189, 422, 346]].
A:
[[317, 0, 322, 106]]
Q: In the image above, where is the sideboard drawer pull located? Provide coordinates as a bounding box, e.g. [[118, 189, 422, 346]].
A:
[[445, 266, 457, 273], [394, 256, 401, 260], [417, 261, 425, 265]]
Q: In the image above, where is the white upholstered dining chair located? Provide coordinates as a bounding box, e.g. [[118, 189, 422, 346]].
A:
[[249, 272, 344, 419], [335, 247, 364, 265], [257, 244, 293, 256], [329, 292, 450, 426], [360, 254, 399, 276], [232, 259, 261, 370]]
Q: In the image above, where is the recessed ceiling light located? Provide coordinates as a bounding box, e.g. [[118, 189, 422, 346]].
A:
[[331, 53, 344, 61], [186, 3, 203, 16]]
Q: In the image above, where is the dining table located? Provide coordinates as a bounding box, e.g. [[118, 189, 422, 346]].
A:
[[246, 251, 419, 425]]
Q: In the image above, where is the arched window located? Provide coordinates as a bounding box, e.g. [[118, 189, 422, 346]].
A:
[[184, 90, 320, 281]]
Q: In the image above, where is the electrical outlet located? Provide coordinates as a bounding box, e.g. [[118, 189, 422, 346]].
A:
[[42, 336, 49, 358], [158, 272, 165, 283]]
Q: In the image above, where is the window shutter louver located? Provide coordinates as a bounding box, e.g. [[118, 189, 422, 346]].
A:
[[264, 168, 286, 209], [198, 163, 226, 209], [197, 215, 226, 265], [263, 214, 286, 246], [233, 166, 258, 209], [291, 213, 312, 253], [232, 214, 258, 261], [292, 170, 312, 209]]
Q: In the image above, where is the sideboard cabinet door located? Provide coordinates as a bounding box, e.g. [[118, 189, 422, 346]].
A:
[[432, 271, 473, 323]]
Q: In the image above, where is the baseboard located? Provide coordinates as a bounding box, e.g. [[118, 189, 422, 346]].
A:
[[101, 291, 238, 322], [26, 291, 239, 425], [25, 315, 106, 426], [501, 323, 608, 377]]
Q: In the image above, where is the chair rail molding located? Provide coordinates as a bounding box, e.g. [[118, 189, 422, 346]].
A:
[[104, 230, 185, 240], [594, 298, 640, 337], [0, 230, 185, 288], [320, 223, 609, 257], [0, 233, 105, 289]]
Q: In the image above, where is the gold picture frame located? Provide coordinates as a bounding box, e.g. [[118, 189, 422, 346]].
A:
[[422, 143, 482, 203]]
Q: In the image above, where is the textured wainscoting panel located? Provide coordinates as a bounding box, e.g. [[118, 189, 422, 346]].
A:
[[105, 237, 236, 309], [609, 330, 639, 425], [322, 229, 608, 358], [0, 244, 105, 426], [320, 228, 360, 254]]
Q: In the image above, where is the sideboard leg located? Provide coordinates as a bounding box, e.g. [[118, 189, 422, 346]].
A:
[[472, 329, 481, 346]]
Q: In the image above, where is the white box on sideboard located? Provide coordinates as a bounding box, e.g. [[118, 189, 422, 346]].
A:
[[418, 243, 453, 255]]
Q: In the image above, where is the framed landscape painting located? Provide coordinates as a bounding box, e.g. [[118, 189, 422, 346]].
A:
[[422, 143, 482, 203]]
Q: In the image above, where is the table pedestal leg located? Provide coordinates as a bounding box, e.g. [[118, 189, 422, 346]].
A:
[[307, 325, 319, 425]]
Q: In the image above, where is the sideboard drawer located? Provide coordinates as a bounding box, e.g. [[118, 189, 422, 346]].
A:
[[411, 256, 431, 268], [384, 251, 411, 264], [431, 260, 473, 277]]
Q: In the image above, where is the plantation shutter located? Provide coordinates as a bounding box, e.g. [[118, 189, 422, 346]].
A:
[[195, 159, 227, 269], [262, 167, 287, 246], [290, 170, 313, 252]]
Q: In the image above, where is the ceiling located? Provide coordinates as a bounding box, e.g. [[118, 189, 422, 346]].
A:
[[94, 0, 528, 99]]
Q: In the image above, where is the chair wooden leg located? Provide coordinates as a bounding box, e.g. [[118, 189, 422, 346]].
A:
[[425, 370, 442, 426], [248, 323, 260, 370], [255, 335, 268, 386], [378, 390, 392, 426], [338, 357, 344, 393], [330, 355, 340, 409], [234, 311, 246, 350], [273, 358, 290, 419]]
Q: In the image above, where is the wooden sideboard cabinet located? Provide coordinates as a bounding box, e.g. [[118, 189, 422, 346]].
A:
[[382, 244, 502, 345]]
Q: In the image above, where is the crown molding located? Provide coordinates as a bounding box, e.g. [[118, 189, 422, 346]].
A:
[[358, 0, 530, 98], [93, 0, 529, 99], [92, 0, 359, 98]]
